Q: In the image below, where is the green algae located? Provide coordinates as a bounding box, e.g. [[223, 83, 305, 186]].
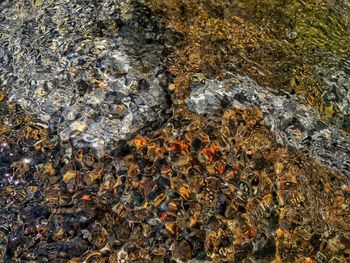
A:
[[237, 0, 350, 74], [239, 0, 350, 129], [147, 0, 350, 131]]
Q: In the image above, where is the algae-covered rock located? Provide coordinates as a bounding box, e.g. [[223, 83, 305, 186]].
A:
[[147, 0, 350, 131]]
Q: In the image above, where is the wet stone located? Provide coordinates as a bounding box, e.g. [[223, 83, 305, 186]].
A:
[[0, 0, 349, 263], [0, 0, 171, 157], [187, 75, 350, 179], [147, 0, 350, 132]]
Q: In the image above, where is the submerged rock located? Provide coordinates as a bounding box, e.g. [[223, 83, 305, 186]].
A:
[[0, 1, 349, 262], [147, 0, 350, 132], [0, 0, 170, 157], [187, 75, 350, 179], [316, 55, 350, 125]]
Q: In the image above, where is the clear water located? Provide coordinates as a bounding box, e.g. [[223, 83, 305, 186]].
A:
[[0, 0, 349, 262]]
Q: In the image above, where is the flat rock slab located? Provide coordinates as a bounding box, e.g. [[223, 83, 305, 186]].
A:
[[187, 75, 350, 179]]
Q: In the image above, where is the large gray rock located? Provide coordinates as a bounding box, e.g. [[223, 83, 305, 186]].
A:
[[0, 0, 170, 156]]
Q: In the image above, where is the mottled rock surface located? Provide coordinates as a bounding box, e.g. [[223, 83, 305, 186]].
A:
[[0, 0, 349, 262], [187, 75, 350, 178], [0, 0, 170, 156], [148, 0, 350, 132]]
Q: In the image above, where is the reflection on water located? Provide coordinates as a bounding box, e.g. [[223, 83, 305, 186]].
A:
[[0, 0, 349, 262], [148, 0, 350, 130], [0, 0, 170, 157]]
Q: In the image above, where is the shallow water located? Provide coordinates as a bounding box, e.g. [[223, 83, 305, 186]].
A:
[[1, 0, 170, 157], [0, 0, 349, 262]]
